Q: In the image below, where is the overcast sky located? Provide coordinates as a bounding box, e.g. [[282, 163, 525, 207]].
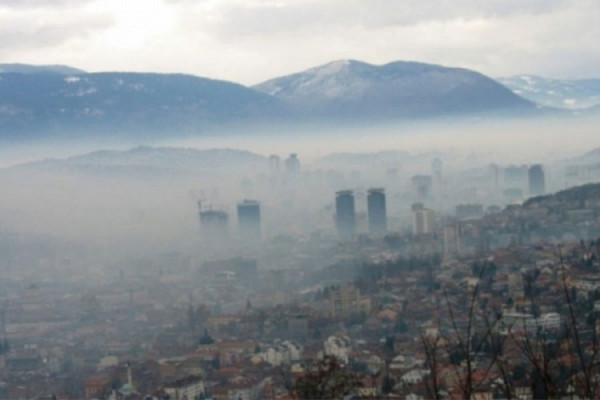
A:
[[0, 0, 598, 85]]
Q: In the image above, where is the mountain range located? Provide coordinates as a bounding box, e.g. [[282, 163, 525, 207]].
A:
[[0, 60, 595, 141], [0, 70, 288, 139], [498, 75, 600, 110], [6, 146, 267, 177]]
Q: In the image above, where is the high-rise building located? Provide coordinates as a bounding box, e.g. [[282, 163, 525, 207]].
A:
[[199, 209, 228, 236], [198, 201, 228, 242], [268, 155, 281, 174], [413, 207, 435, 236], [237, 200, 261, 237], [411, 175, 433, 199], [504, 165, 528, 186], [411, 202, 425, 212], [443, 224, 461, 255], [431, 158, 443, 185], [335, 190, 356, 239], [489, 163, 500, 191], [528, 164, 545, 196], [328, 286, 371, 317], [367, 188, 387, 235], [285, 153, 300, 174]]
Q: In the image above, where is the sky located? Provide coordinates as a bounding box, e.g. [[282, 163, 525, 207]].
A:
[[0, 0, 598, 85]]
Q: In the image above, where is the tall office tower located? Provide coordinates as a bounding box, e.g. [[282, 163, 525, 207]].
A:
[[285, 153, 300, 174], [367, 188, 387, 235], [504, 165, 528, 186], [335, 190, 356, 239], [268, 155, 281, 174], [443, 224, 461, 255], [411, 175, 433, 199], [411, 202, 424, 212], [237, 200, 261, 237], [413, 207, 435, 236], [528, 164, 545, 196], [198, 207, 229, 238], [490, 163, 500, 191], [431, 158, 443, 185]]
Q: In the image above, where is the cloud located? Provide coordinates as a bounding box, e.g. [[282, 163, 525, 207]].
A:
[[0, 0, 95, 9], [154, 0, 598, 82], [181, 0, 571, 39], [0, 9, 114, 55], [0, 0, 598, 84]]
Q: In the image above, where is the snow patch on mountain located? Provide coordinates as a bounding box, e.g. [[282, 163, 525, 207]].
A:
[[498, 75, 600, 109], [255, 60, 534, 119]]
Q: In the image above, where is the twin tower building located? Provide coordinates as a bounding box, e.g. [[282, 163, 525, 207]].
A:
[[198, 199, 261, 240], [336, 188, 387, 239]]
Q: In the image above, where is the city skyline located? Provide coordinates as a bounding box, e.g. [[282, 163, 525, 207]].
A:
[[2, 1, 600, 398]]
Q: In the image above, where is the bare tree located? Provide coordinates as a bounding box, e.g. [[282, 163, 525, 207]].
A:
[[421, 330, 444, 400], [424, 243, 600, 399], [506, 250, 600, 399], [422, 262, 505, 400], [559, 253, 600, 399], [292, 355, 362, 399]]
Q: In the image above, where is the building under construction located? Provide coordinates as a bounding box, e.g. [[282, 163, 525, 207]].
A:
[[198, 201, 228, 237]]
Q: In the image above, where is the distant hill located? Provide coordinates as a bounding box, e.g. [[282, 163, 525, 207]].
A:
[[8, 146, 268, 176], [572, 146, 600, 165], [0, 63, 86, 75], [498, 75, 600, 110], [254, 60, 537, 120], [524, 182, 600, 208], [0, 72, 290, 139]]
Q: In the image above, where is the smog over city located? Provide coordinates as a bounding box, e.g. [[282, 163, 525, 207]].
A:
[[2, 1, 600, 399]]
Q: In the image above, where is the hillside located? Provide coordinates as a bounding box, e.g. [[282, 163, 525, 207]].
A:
[[254, 60, 537, 120], [524, 183, 600, 208], [0, 60, 560, 141], [0, 72, 290, 139], [0, 63, 86, 75], [8, 146, 268, 177]]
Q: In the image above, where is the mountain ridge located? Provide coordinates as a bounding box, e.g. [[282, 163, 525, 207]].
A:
[[498, 75, 600, 110], [0, 60, 577, 141], [0, 63, 86, 75], [0, 71, 291, 139], [253, 59, 537, 120], [5, 146, 268, 177]]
